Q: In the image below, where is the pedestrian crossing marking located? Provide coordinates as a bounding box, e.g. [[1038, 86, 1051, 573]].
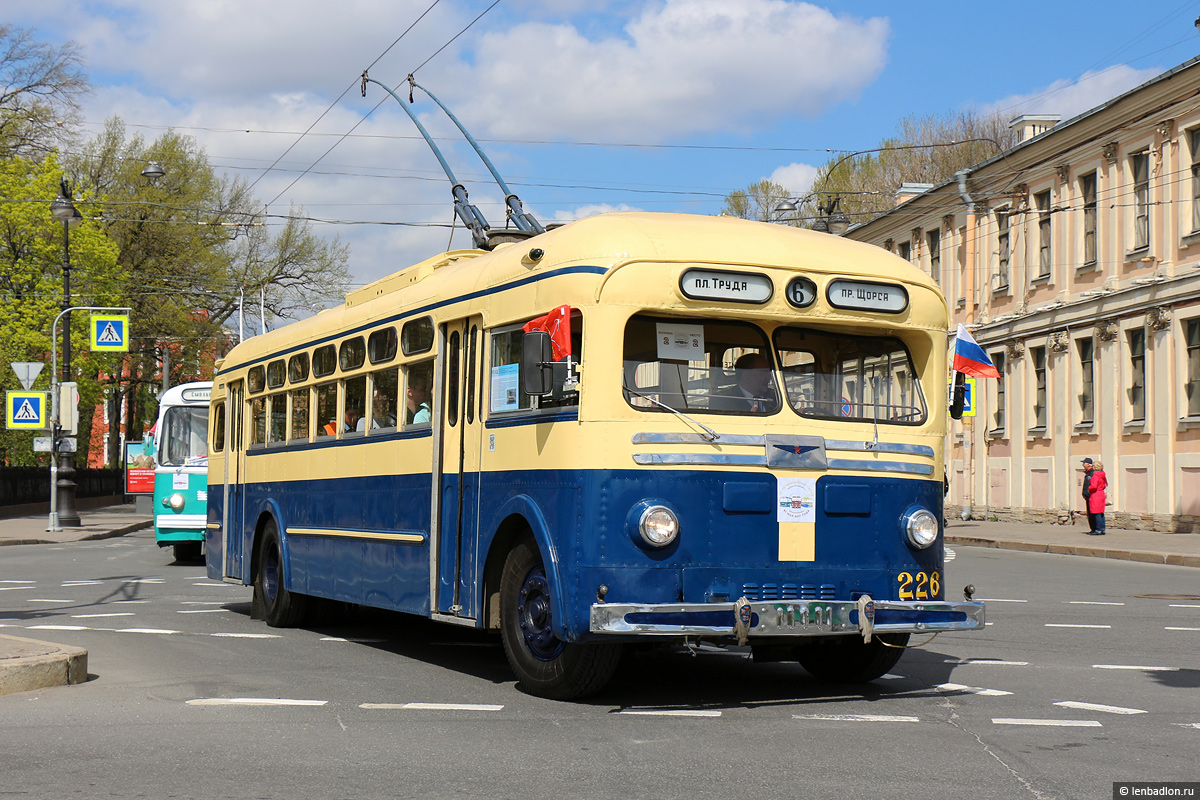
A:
[[14, 399, 38, 420], [97, 322, 121, 343]]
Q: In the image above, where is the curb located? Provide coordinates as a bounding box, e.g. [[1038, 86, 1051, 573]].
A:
[[0, 634, 88, 696], [0, 519, 151, 547], [946, 535, 1200, 568]]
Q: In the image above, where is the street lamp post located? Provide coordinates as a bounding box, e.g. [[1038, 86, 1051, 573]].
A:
[[49, 179, 83, 527]]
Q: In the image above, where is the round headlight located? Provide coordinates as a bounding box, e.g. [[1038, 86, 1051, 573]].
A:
[[638, 505, 679, 547], [168, 493, 186, 511], [903, 508, 938, 549]]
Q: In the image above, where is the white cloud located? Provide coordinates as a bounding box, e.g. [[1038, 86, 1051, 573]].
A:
[[768, 163, 819, 196], [448, 0, 888, 140], [550, 202, 642, 222], [981, 65, 1164, 124]]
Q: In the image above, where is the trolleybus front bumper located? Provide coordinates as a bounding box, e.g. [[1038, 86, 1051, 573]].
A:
[[590, 597, 985, 639]]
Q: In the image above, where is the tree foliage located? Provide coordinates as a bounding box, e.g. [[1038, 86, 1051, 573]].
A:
[[719, 179, 799, 223], [0, 25, 89, 157]]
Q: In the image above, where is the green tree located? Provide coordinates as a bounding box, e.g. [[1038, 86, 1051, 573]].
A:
[[719, 179, 801, 224]]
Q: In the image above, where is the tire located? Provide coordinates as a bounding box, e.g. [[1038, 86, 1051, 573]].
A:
[[795, 633, 909, 683], [172, 541, 203, 562], [499, 540, 620, 700], [255, 520, 308, 627]]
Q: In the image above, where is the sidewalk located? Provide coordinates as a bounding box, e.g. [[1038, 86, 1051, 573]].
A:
[[1, 507, 1198, 697]]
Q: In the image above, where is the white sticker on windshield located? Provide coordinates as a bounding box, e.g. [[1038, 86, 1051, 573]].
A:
[[656, 323, 705, 361]]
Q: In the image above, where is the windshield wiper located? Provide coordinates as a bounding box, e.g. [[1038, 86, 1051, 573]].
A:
[[622, 385, 719, 442]]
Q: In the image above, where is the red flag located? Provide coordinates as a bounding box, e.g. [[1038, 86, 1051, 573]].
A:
[[523, 305, 572, 361]]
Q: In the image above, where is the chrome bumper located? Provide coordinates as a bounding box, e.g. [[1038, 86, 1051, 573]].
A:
[[590, 597, 985, 638]]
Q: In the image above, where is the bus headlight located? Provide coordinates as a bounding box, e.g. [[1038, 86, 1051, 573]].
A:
[[638, 505, 679, 547], [902, 508, 938, 549], [166, 493, 186, 511]]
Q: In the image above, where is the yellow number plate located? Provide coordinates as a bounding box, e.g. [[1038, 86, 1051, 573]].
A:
[[896, 571, 941, 601]]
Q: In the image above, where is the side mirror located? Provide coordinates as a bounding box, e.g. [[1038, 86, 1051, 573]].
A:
[[949, 372, 965, 420], [521, 331, 554, 396]]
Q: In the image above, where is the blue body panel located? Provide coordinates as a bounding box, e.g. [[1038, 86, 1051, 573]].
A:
[[208, 464, 943, 642]]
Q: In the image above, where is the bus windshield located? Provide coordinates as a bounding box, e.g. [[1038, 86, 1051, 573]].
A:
[[160, 405, 209, 466], [774, 326, 926, 424]]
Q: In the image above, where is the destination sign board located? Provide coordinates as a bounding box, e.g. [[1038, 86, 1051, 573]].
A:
[[826, 279, 908, 314], [181, 387, 211, 403], [680, 269, 773, 304]]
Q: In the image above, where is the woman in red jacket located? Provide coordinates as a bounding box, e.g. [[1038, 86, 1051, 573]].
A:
[[1086, 460, 1108, 535]]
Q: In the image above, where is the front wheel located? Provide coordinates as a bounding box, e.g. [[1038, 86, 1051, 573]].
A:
[[795, 633, 909, 683], [172, 541, 203, 562], [499, 540, 620, 700], [255, 520, 308, 627]]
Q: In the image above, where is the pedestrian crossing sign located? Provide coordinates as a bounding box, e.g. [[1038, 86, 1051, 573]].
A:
[[90, 314, 129, 352], [6, 391, 48, 430]]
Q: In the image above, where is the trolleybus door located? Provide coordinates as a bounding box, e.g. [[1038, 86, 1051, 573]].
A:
[[222, 380, 246, 581], [433, 317, 484, 618]]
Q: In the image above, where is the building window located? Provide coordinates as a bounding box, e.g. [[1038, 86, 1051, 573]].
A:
[[995, 208, 1010, 290], [1191, 129, 1200, 233], [1187, 320, 1200, 417], [926, 229, 940, 284], [1036, 190, 1052, 278], [897, 241, 911, 262], [991, 351, 1006, 432], [1032, 346, 1046, 429], [1078, 338, 1094, 424], [1127, 328, 1145, 423], [1080, 173, 1097, 264], [1131, 151, 1150, 251]]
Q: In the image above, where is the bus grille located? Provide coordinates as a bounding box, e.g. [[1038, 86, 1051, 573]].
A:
[[741, 584, 837, 601]]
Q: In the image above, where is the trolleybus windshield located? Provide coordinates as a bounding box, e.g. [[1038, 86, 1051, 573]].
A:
[[160, 405, 209, 466]]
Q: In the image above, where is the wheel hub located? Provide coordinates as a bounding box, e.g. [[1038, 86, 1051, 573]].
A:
[[516, 566, 564, 661]]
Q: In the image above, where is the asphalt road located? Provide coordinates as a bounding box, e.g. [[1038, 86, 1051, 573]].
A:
[[1, 531, 1198, 800]]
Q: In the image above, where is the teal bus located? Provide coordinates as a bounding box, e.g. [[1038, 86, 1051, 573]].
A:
[[152, 381, 212, 561]]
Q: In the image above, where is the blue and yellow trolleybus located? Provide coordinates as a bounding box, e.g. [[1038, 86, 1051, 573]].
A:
[[152, 381, 212, 562], [205, 211, 985, 698]]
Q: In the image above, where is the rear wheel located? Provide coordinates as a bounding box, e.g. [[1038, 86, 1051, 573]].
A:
[[499, 540, 620, 700], [795, 633, 909, 683], [255, 520, 308, 627], [172, 541, 202, 562]]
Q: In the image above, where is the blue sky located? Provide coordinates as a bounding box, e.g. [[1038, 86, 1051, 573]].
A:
[[7, 0, 1200, 292]]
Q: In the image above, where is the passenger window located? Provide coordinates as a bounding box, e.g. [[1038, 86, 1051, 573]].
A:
[[248, 366, 265, 394], [249, 396, 266, 445], [340, 337, 365, 372], [402, 317, 434, 355], [404, 360, 434, 427], [368, 327, 398, 364], [268, 393, 287, 444], [288, 353, 309, 383], [289, 387, 309, 441], [315, 383, 337, 437], [313, 345, 336, 378], [345, 375, 367, 434], [369, 368, 399, 432], [266, 360, 285, 390], [491, 309, 584, 413]]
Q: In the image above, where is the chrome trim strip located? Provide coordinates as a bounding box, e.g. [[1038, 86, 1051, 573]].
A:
[[286, 526, 426, 544], [826, 459, 933, 475], [633, 432, 764, 445], [590, 600, 985, 636], [825, 440, 935, 457], [632, 453, 768, 466], [430, 612, 479, 628]]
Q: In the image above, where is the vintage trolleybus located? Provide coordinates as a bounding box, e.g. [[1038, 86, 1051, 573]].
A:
[[205, 212, 984, 699], [152, 381, 212, 562]]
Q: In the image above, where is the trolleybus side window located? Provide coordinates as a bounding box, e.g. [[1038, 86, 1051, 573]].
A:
[[402, 317, 434, 355], [248, 366, 265, 394], [316, 381, 337, 437], [774, 327, 927, 424], [492, 310, 583, 414], [267, 392, 287, 444], [404, 360, 433, 426], [369, 367, 399, 431], [368, 327, 398, 364], [345, 374, 367, 435], [266, 360, 285, 390], [290, 386, 310, 441], [340, 336, 365, 372], [249, 394, 266, 446], [212, 401, 225, 453], [466, 325, 478, 424], [288, 352, 309, 383], [447, 331, 461, 427], [621, 315, 775, 415], [313, 345, 336, 378]]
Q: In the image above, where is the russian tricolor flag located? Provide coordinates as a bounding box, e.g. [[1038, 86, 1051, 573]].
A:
[[953, 324, 1000, 379]]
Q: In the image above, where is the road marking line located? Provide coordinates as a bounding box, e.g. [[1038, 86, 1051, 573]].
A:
[[130, 578, 165, 584], [0, 580, 35, 584], [794, 713, 919, 723], [1093, 664, 1179, 671], [117, 628, 179, 634], [360, 702, 505, 712], [191, 583, 233, 587], [936, 682, 1012, 696], [1053, 701, 1145, 715], [1165, 627, 1200, 631], [71, 613, 134, 618], [943, 659, 1029, 666], [209, 632, 280, 638], [620, 709, 722, 717], [114, 600, 149, 604], [177, 609, 227, 614], [1045, 624, 1111, 629], [992, 718, 1102, 727], [321, 636, 387, 643], [1169, 604, 1200, 608], [181, 601, 226, 605], [1175, 723, 1200, 729], [0, 587, 33, 591], [977, 598, 1027, 603], [880, 673, 905, 680], [27, 599, 71, 603], [61, 581, 103, 587], [187, 698, 327, 706], [1068, 601, 1124, 606], [27, 624, 87, 631]]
